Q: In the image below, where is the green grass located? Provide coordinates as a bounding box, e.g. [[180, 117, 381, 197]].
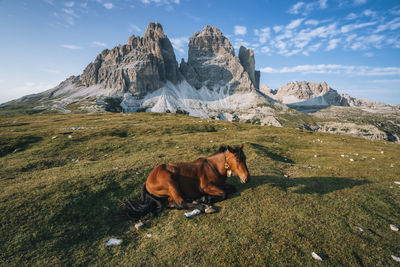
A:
[[0, 113, 399, 266]]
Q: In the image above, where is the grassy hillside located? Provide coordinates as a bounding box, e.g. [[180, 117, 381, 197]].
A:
[[0, 113, 399, 266]]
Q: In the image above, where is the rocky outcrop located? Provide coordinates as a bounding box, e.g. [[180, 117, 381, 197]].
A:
[[239, 46, 259, 89], [79, 22, 179, 98], [180, 25, 259, 93], [267, 81, 387, 109]]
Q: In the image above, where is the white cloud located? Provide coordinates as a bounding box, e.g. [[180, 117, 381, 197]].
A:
[[141, 0, 180, 5], [61, 44, 81, 50], [170, 37, 188, 53], [62, 8, 79, 17], [287, 18, 304, 30], [234, 25, 247, 36], [364, 52, 374, 57], [64, 1, 74, 7], [261, 46, 270, 53], [375, 18, 400, 33], [288, 2, 304, 14], [103, 3, 114, 9], [346, 13, 357, 20], [80, 3, 88, 8], [305, 20, 319, 26], [340, 21, 376, 33], [233, 38, 250, 49], [254, 27, 271, 44], [370, 79, 400, 83], [326, 38, 341, 51], [90, 41, 107, 47], [273, 25, 283, 33], [260, 64, 400, 76], [363, 9, 376, 17], [288, 0, 327, 16], [129, 24, 142, 34]]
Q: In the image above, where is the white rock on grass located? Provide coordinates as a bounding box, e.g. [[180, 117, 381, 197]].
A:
[[106, 238, 122, 246], [341, 154, 345, 157], [68, 135, 73, 139], [311, 252, 322, 261], [390, 224, 399, 231], [350, 158, 354, 162], [146, 233, 152, 238], [394, 181, 400, 185], [184, 209, 201, 218], [52, 136, 57, 139], [392, 255, 400, 262], [135, 221, 144, 230], [314, 155, 318, 158], [357, 226, 364, 232]]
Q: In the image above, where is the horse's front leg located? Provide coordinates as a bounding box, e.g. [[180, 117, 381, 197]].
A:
[[201, 184, 227, 204]]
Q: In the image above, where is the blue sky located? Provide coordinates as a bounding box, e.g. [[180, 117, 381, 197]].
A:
[[0, 0, 399, 104]]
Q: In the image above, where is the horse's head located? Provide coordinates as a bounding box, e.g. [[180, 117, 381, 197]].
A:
[[226, 144, 250, 184]]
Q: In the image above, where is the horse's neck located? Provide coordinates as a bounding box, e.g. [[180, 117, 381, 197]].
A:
[[207, 153, 226, 176]]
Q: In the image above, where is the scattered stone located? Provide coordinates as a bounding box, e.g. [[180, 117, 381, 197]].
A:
[[311, 252, 322, 261], [113, 167, 119, 170], [381, 151, 384, 154], [75, 159, 79, 163], [394, 181, 400, 185], [204, 206, 217, 214], [357, 226, 364, 232], [284, 174, 289, 178], [13, 148, 21, 153], [392, 255, 400, 262], [146, 233, 152, 238], [341, 154, 345, 157], [136, 172, 140, 175], [390, 224, 399, 232], [209, 140, 213, 143], [68, 135, 73, 139], [350, 158, 354, 162], [103, 206, 109, 210], [52, 136, 57, 139], [135, 221, 144, 230], [314, 155, 318, 158], [390, 164, 394, 168], [372, 158, 375, 160], [355, 153, 359, 156], [185, 209, 201, 218], [176, 146, 179, 148], [72, 159, 75, 162], [106, 238, 122, 246]]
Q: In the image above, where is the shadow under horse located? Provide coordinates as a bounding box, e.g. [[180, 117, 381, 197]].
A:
[[122, 145, 250, 219]]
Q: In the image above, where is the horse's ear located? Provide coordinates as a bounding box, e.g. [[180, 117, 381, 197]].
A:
[[227, 145, 234, 152], [240, 144, 244, 149]]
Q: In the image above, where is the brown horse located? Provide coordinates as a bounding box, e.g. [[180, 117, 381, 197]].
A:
[[123, 145, 250, 218]]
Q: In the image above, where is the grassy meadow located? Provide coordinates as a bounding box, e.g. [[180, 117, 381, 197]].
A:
[[0, 112, 399, 266]]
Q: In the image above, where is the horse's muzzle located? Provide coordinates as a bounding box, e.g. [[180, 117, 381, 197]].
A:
[[240, 176, 250, 184]]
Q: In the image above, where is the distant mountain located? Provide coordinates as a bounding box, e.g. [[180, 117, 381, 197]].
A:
[[1, 22, 399, 142], [261, 81, 387, 111]]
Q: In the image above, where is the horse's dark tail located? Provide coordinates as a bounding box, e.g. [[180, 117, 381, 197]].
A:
[[119, 184, 165, 220]]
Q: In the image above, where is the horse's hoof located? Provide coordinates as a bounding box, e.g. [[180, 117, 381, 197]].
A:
[[205, 205, 217, 214]]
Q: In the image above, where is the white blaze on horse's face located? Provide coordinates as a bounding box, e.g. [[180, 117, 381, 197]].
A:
[[227, 145, 250, 184]]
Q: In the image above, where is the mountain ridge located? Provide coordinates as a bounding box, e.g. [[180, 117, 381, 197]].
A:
[[1, 22, 399, 143]]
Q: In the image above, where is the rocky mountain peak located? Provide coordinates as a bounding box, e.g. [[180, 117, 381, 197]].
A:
[[79, 22, 179, 97], [181, 25, 259, 92]]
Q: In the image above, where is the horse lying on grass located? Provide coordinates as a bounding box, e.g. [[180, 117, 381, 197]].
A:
[[121, 145, 250, 219]]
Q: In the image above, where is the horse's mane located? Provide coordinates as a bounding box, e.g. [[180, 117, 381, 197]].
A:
[[211, 145, 246, 161]]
